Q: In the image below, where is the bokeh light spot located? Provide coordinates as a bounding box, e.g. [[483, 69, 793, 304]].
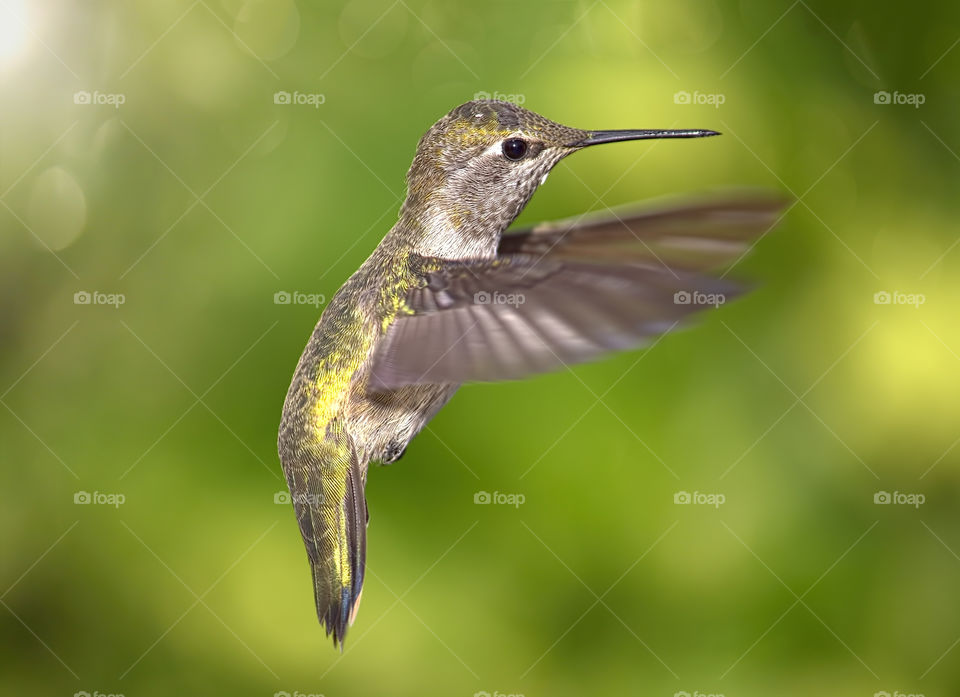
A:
[[233, 0, 300, 61], [26, 166, 87, 251]]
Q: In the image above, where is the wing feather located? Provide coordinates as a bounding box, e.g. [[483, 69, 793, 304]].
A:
[[369, 194, 786, 389]]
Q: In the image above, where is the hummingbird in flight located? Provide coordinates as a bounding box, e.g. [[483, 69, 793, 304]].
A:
[[278, 99, 782, 648]]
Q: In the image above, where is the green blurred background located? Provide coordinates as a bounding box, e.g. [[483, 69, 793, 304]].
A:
[[2, 0, 959, 695]]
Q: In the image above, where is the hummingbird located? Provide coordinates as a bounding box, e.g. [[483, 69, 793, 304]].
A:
[[278, 99, 783, 648]]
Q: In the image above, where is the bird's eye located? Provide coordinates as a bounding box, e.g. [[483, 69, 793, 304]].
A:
[[501, 138, 528, 161]]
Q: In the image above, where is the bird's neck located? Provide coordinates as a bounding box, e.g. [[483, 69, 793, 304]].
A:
[[392, 190, 512, 261]]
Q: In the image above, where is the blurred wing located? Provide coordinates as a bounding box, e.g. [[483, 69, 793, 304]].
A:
[[369, 194, 785, 390], [497, 192, 785, 267]]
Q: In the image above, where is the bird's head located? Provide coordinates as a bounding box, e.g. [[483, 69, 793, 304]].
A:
[[400, 99, 718, 257]]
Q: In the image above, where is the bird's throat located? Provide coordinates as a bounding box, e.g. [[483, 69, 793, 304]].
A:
[[396, 199, 504, 260]]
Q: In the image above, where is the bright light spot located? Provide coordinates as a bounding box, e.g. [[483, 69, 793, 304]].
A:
[[0, 0, 30, 63]]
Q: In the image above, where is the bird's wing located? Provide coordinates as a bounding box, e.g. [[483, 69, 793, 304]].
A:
[[369, 194, 785, 390], [282, 424, 367, 649], [497, 193, 785, 265]]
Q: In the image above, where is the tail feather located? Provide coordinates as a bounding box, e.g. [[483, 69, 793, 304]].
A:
[[282, 429, 368, 649], [344, 451, 366, 618]]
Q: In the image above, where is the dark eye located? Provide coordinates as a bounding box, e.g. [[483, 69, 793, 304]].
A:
[[502, 138, 528, 161]]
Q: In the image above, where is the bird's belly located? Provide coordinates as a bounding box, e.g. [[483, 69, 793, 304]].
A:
[[346, 382, 459, 463]]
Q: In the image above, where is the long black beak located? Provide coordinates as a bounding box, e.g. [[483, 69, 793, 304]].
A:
[[571, 129, 720, 147]]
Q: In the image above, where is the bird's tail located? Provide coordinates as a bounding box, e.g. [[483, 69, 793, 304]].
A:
[[282, 428, 367, 649]]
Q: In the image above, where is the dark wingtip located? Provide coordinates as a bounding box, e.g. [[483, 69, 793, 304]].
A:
[[315, 568, 363, 651], [321, 594, 351, 651]]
